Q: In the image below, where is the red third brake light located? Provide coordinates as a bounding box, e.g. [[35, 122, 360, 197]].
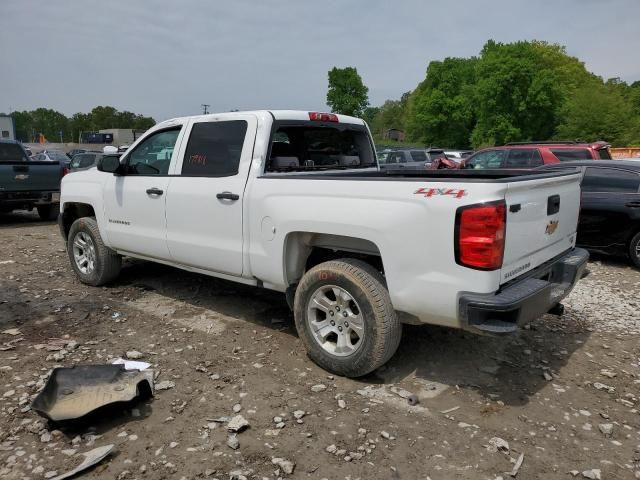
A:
[[308, 112, 339, 122], [455, 201, 506, 270]]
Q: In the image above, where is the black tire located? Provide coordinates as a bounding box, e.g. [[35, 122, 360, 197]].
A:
[[294, 258, 402, 378], [37, 203, 60, 221], [67, 217, 121, 286], [629, 232, 640, 269]]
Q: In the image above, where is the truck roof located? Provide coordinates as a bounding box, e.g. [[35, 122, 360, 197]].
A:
[[155, 110, 366, 130]]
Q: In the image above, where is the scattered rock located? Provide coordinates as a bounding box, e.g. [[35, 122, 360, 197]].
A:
[[232, 403, 242, 413], [271, 457, 295, 475], [227, 434, 240, 450], [155, 380, 175, 391], [598, 423, 614, 436], [293, 410, 306, 420], [125, 350, 144, 359], [227, 415, 249, 432], [311, 384, 327, 393], [582, 469, 601, 480]]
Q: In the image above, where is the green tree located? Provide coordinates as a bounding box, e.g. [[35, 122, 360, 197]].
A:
[[405, 57, 477, 147], [326, 67, 369, 117], [556, 83, 636, 146], [471, 40, 566, 147]]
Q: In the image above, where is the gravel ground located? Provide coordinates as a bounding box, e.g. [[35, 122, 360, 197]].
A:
[[1, 210, 639, 480]]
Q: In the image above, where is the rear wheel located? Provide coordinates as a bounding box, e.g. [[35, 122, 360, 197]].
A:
[[294, 259, 401, 378], [37, 204, 60, 221], [629, 232, 640, 269], [67, 217, 121, 286]]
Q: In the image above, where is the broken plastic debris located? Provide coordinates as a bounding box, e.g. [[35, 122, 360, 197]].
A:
[[111, 358, 151, 371], [31, 364, 154, 422], [49, 444, 115, 480]]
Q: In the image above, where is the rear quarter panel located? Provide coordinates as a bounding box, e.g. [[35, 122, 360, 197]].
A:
[[246, 176, 508, 328]]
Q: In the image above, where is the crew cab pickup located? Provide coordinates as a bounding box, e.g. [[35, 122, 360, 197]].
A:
[[59, 111, 588, 377], [0, 139, 65, 219]]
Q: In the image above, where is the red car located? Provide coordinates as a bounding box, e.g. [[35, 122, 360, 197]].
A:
[[459, 141, 611, 170]]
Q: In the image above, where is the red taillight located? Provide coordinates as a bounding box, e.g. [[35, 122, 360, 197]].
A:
[[455, 201, 506, 270], [308, 112, 339, 122], [62, 167, 69, 177]]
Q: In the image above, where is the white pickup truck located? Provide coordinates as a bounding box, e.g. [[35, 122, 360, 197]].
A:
[[59, 110, 588, 377]]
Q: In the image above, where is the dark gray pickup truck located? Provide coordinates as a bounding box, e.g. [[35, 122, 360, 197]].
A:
[[0, 140, 66, 220]]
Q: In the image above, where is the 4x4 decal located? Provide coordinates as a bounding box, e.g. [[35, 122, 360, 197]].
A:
[[414, 187, 468, 199]]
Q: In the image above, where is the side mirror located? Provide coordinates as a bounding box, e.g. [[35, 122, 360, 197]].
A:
[[97, 155, 123, 175]]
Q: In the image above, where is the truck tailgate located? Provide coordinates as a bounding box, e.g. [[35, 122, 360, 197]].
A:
[[0, 161, 62, 192], [500, 171, 581, 284]]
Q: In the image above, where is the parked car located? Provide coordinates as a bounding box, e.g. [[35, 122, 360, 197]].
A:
[[0, 139, 66, 219], [379, 148, 430, 170], [34, 150, 72, 167], [538, 160, 640, 268], [69, 152, 112, 171], [461, 141, 611, 170], [59, 110, 587, 377], [379, 147, 448, 170]]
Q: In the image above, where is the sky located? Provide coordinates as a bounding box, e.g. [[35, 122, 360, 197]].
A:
[[1, 0, 639, 122]]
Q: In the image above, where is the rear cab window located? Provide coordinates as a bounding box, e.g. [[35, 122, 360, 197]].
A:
[[0, 143, 28, 163], [266, 120, 376, 172]]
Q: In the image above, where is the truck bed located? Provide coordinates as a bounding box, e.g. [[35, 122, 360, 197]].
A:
[[262, 167, 580, 182]]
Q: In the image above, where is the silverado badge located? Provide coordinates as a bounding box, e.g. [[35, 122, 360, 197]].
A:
[[545, 220, 559, 235]]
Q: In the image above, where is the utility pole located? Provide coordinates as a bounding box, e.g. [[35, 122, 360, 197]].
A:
[[201, 104, 210, 115]]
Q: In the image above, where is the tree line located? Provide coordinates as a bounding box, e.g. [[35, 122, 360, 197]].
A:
[[326, 40, 640, 148], [10, 106, 155, 143]]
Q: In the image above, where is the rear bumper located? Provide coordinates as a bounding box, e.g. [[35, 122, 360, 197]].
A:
[[459, 248, 589, 335], [0, 191, 60, 210]]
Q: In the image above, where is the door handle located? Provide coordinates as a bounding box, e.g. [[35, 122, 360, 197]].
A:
[[146, 187, 164, 196], [216, 192, 240, 201], [626, 201, 640, 208]]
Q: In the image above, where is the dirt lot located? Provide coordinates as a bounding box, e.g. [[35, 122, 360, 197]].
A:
[[1, 211, 639, 480]]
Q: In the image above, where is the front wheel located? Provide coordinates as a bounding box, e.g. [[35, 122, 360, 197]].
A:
[[294, 259, 402, 378], [67, 217, 122, 286], [629, 232, 640, 269]]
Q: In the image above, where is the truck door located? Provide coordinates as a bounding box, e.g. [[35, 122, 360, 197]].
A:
[[164, 114, 257, 276], [579, 166, 640, 249], [102, 126, 185, 259]]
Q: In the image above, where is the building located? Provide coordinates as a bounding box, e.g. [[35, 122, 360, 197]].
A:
[[99, 128, 147, 147], [0, 114, 16, 141], [383, 128, 405, 142]]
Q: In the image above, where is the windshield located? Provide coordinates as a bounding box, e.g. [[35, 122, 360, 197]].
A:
[[266, 122, 376, 172], [464, 149, 507, 169]]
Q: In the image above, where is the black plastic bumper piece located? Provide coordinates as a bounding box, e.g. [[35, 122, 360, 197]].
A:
[[459, 248, 589, 335]]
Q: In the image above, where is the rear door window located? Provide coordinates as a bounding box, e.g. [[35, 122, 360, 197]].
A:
[[505, 149, 543, 168], [582, 167, 640, 193], [410, 151, 427, 162], [181, 120, 248, 177], [551, 149, 592, 161]]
